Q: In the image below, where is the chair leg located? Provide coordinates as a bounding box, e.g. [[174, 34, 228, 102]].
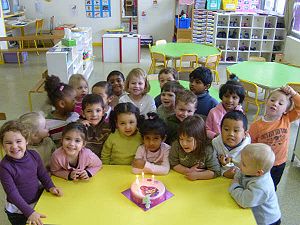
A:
[[28, 92, 33, 112], [245, 101, 249, 113], [34, 40, 40, 56], [253, 105, 260, 120]]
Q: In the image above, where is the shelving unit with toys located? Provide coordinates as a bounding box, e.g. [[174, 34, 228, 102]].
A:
[[213, 13, 286, 63]]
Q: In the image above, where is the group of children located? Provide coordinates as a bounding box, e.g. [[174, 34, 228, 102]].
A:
[[0, 65, 299, 225]]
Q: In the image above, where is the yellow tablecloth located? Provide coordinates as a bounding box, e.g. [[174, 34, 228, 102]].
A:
[[35, 165, 255, 225]]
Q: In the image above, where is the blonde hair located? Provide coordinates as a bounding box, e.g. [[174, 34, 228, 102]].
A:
[[267, 88, 293, 112], [19, 112, 45, 140], [124, 68, 150, 94], [68, 74, 88, 88], [242, 143, 275, 172], [175, 90, 197, 106]]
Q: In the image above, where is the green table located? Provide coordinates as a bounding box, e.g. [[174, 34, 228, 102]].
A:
[[227, 61, 300, 89], [149, 80, 219, 101], [151, 43, 220, 59]]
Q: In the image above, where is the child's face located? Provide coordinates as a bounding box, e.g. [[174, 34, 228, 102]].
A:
[[75, 80, 88, 101], [62, 130, 85, 158], [117, 113, 137, 137], [161, 91, 176, 109], [222, 91, 240, 111], [179, 134, 196, 153], [128, 76, 145, 97], [63, 89, 76, 112], [159, 73, 175, 88], [221, 119, 246, 148], [83, 103, 104, 126], [265, 91, 289, 119], [240, 152, 259, 176], [175, 101, 196, 121], [2, 131, 28, 159], [92, 86, 110, 106], [108, 75, 124, 96], [189, 78, 209, 95], [33, 117, 49, 144], [143, 134, 163, 152]]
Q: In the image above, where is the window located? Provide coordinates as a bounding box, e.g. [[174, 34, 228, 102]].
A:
[[263, 0, 286, 15], [291, 1, 300, 39]]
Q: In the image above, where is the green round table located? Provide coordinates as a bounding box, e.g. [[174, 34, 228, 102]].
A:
[[227, 61, 300, 89]]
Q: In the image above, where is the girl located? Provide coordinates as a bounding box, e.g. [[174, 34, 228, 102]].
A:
[[119, 68, 156, 116], [169, 115, 221, 180], [44, 75, 80, 144], [50, 122, 102, 180], [0, 120, 62, 225], [107, 70, 125, 108], [206, 74, 245, 139], [19, 112, 56, 170], [69, 74, 89, 115], [132, 112, 170, 175], [101, 102, 143, 165]]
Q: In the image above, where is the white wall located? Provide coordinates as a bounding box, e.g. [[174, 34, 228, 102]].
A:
[[284, 36, 300, 65], [20, 0, 176, 43]]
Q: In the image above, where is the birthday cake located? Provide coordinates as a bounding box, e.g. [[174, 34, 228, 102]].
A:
[[130, 177, 166, 208]]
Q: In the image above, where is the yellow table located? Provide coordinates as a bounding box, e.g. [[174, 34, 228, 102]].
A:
[[35, 166, 255, 225]]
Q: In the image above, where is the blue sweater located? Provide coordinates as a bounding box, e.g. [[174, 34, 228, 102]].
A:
[[195, 91, 218, 116]]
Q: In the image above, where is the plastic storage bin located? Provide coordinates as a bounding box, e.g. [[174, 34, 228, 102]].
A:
[[3, 52, 28, 63], [175, 18, 191, 29], [222, 0, 238, 10], [206, 0, 221, 10]]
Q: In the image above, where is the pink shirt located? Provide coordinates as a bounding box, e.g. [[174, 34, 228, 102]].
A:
[[50, 147, 102, 180]]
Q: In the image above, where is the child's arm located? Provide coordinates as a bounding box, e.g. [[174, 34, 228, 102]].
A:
[[206, 111, 218, 139], [101, 134, 113, 164], [282, 86, 300, 121], [143, 147, 170, 175], [84, 149, 103, 176], [50, 152, 72, 180], [249, 122, 259, 143], [132, 145, 146, 174]]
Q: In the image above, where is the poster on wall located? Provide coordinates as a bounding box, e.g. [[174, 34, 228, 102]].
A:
[[236, 0, 260, 12], [85, 0, 111, 18]]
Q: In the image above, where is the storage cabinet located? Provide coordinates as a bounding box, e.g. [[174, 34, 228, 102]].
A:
[[46, 27, 93, 83], [213, 13, 286, 63]]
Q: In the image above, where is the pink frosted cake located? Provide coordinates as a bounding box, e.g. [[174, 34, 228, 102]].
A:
[[130, 177, 166, 208]]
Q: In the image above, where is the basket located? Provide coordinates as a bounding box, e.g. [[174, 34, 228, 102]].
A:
[[206, 0, 221, 10], [175, 18, 192, 29], [221, 0, 238, 10]]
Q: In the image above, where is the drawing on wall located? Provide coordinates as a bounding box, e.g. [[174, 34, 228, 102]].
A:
[[236, 0, 260, 12], [85, 0, 111, 18]]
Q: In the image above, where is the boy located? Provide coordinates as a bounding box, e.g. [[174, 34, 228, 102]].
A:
[[154, 67, 179, 107], [107, 70, 125, 107], [165, 90, 197, 145], [249, 85, 300, 190], [189, 66, 218, 116], [157, 81, 185, 122], [229, 143, 281, 225], [92, 81, 114, 118], [212, 110, 251, 178], [80, 94, 111, 157]]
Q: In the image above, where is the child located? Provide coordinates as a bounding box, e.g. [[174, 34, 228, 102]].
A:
[[132, 112, 170, 175], [249, 85, 300, 190], [45, 75, 80, 144], [107, 70, 125, 107], [212, 110, 251, 178], [80, 94, 111, 157], [101, 102, 143, 165], [154, 67, 179, 107], [206, 75, 245, 139], [169, 115, 221, 180], [157, 81, 185, 122], [19, 112, 56, 170], [229, 143, 281, 225], [189, 66, 218, 116], [92, 81, 114, 118], [165, 90, 197, 145], [50, 122, 102, 180], [68, 74, 89, 115], [119, 68, 156, 116], [0, 120, 62, 225]]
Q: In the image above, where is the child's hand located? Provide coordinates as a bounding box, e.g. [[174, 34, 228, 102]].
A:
[[281, 85, 297, 97], [218, 155, 232, 166], [223, 167, 237, 179], [185, 171, 200, 181], [81, 120, 91, 127], [70, 170, 79, 180], [27, 211, 46, 225], [77, 170, 90, 180], [189, 164, 205, 173], [49, 187, 63, 196], [231, 177, 239, 185], [132, 159, 146, 169]]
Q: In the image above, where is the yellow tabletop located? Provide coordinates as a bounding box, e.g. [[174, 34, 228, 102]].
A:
[[35, 165, 255, 225]]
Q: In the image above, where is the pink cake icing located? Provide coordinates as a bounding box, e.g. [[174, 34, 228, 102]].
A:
[[130, 178, 166, 207]]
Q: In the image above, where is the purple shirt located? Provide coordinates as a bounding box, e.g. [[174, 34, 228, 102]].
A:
[[0, 150, 55, 218]]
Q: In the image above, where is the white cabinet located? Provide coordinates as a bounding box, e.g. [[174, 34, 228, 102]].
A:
[[46, 27, 93, 83], [213, 13, 286, 63]]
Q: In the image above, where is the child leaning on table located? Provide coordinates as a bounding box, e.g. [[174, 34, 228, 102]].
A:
[[249, 85, 300, 190], [50, 122, 102, 181], [132, 112, 170, 175], [154, 67, 179, 107], [92, 81, 114, 118], [212, 110, 251, 179], [229, 143, 281, 225], [0, 120, 63, 225], [169, 115, 221, 180]]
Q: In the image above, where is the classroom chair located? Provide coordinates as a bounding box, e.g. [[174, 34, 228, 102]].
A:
[[239, 79, 266, 120], [198, 54, 221, 84], [28, 70, 48, 111], [155, 39, 167, 45], [177, 54, 198, 78], [248, 56, 266, 62], [177, 38, 192, 43], [0, 112, 6, 159], [148, 52, 167, 74]]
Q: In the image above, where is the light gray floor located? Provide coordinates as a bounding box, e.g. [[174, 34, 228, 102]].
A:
[[0, 47, 299, 225]]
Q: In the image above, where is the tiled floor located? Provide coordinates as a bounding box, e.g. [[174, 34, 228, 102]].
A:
[[0, 47, 299, 225]]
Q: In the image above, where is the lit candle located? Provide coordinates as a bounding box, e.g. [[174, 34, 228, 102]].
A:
[[152, 175, 155, 183], [142, 172, 144, 180], [136, 175, 140, 185]]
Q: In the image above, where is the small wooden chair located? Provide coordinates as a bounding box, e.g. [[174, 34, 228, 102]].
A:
[[148, 52, 167, 74], [198, 54, 221, 84], [177, 38, 192, 43], [177, 54, 198, 78], [28, 70, 48, 111]]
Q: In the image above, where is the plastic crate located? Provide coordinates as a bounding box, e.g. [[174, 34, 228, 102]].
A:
[[206, 0, 221, 10], [222, 0, 238, 10], [175, 18, 191, 29], [3, 52, 28, 63]]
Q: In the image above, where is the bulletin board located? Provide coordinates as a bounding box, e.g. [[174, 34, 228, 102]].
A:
[[85, 0, 111, 18]]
